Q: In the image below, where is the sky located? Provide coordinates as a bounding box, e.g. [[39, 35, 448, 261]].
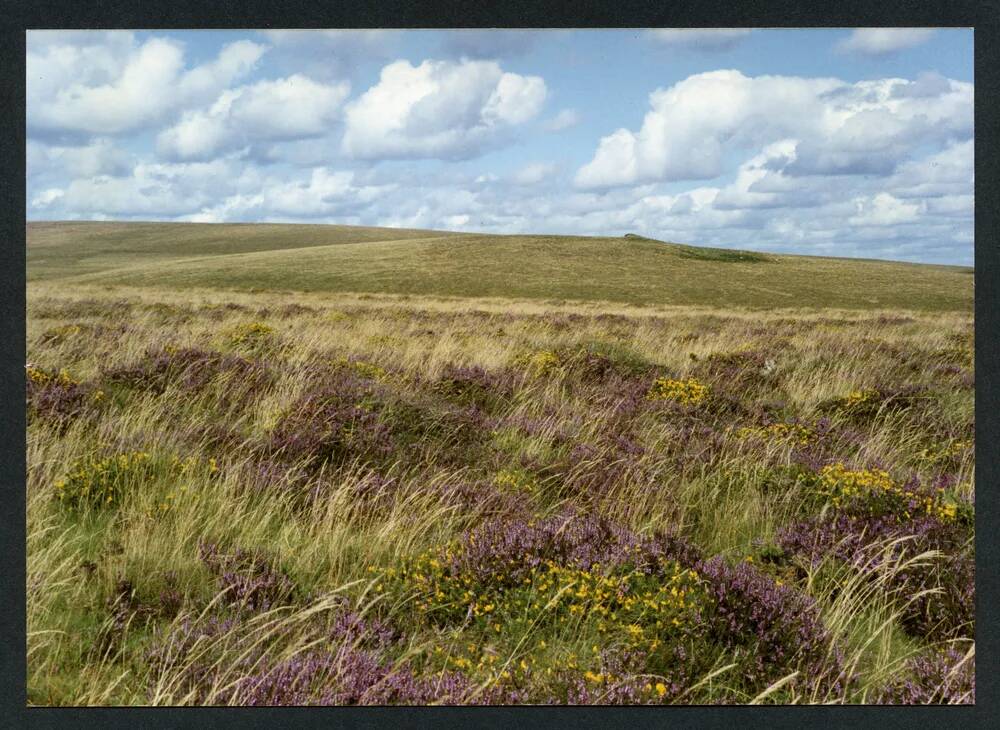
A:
[[26, 28, 974, 265]]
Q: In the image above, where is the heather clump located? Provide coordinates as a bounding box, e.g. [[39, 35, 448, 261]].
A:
[[560, 342, 656, 382], [433, 363, 513, 407], [265, 371, 394, 471], [198, 542, 298, 612], [148, 603, 496, 705], [558, 434, 651, 499], [434, 479, 536, 519], [447, 512, 699, 579], [221, 647, 483, 705], [587, 376, 650, 422], [777, 464, 974, 641], [660, 423, 729, 472], [778, 512, 974, 642], [696, 556, 849, 697], [698, 348, 775, 382], [27, 364, 102, 427], [102, 572, 186, 649], [103, 345, 272, 396], [873, 646, 974, 704], [931, 344, 973, 369]]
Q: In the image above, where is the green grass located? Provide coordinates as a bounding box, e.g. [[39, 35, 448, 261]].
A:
[[28, 222, 973, 311], [26, 221, 456, 281]]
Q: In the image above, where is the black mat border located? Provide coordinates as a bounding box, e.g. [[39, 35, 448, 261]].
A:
[[2, 3, 997, 728]]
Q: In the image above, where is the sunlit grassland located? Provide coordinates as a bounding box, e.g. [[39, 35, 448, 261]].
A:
[[28, 222, 973, 311]]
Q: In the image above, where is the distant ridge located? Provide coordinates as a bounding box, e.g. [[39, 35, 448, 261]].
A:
[[27, 221, 973, 311]]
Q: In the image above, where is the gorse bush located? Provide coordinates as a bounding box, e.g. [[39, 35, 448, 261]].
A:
[[492, 469, 537, 495], [226, 321, 275, 347], [53, 450, 217, 512], [54, 451, 155, 510], [332, 356, 392, 382], [384, 513, 848, 701], [646, 377, 709, 406], [816, 464, 969, 525], [821, 385, 929, 422], [735, 422, 816, 446], [514, 350, 561, 377]]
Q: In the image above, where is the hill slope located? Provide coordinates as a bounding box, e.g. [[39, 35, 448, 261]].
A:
[[27, 221, 973, 311]]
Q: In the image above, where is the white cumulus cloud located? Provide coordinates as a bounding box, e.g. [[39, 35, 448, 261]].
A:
[[31, 188, 65, 208], [27, 33, 266, 138], [849, 192, 922, 226], [157, 74, 351, 160], [575, 70, 972, 189], [342, 59, 547, 160], [27, 138, 132, 178]]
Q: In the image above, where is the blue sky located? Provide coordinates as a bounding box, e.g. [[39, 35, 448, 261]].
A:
[[26, 29, 974, 264]]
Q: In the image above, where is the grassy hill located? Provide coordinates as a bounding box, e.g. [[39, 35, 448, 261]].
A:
[[27, 221, 973, 311]]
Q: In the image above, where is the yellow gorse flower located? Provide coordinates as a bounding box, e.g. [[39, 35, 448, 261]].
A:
[[54, 451, 152, 510], [818, 463, 962, 522], [832, 388, 881, 414], [515, 350, 561, 377], [26, 365, 80, 388], [736, 422, 815, 446], [56, 450, 215, 513], [919, 439, 973, 464], [43, 324, 83, 339], [647, 377, 708, 406], [492, 470, 536, 494], [227, 321, 274, 345], [392, 543, 703, 685]]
